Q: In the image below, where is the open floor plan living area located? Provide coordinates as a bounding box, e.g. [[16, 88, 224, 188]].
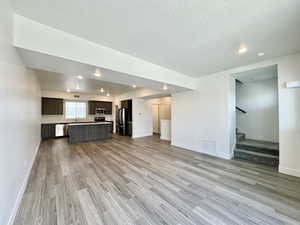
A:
[[1, 1, 300, 225]]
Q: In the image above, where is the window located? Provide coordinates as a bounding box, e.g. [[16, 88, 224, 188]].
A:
[[65, 101, 87, 119]]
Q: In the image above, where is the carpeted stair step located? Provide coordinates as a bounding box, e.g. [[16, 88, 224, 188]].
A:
[[234, 149, 279, 167], [236, 143, 279, 156]]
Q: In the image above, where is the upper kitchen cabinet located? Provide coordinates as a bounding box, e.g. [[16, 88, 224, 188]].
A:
[[103, 101, 112, 115], [42, 97, 63, 115], [121, 100, 129, 108], [88, 101, 97, 115], [88, 101, 112, 115]]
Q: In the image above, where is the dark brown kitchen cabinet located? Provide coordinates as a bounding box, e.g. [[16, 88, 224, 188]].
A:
[[121, 100, 128, 108], [88, 101, 112, 115], [103, 102, 112, 114], [41, 124, 56, 139], [68, 123, 112, 144], [88, 101, 103, 114], [42, 97, 63, 115], [88, 101, 97, 115]]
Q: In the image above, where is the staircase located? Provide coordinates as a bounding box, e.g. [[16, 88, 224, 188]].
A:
[[234, 79, 279, 166], [234, 139, 279, 167]]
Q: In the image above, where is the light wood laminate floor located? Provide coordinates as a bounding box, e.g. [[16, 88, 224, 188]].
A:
[[14, 135, 300, 225]]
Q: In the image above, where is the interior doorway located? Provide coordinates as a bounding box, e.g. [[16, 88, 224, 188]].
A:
[[233, 65, 279, 167], [151, 97, 172, 141]]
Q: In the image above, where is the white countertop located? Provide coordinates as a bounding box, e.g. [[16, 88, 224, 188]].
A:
[[68, 122, 112, 126]]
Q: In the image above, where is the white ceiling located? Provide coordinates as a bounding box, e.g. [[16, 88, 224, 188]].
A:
[[12, 0, 300, 77], [18, 48, 187, 94], [35, 69, 134, 96], [236, 65, 277, 83]]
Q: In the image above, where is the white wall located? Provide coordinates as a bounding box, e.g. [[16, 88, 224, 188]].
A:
[[228, 76, 236, 157], [150, 96, 172, 134], [236, 78, 279, 142], [160, 120, 172, 141], [132, 97, 172, 139], [41, 90, 115, 124], [115, 91, 172, 139], [152, 105, 160, 133], [172, 53, 300, 177], [159, 104, 171, 120], [115, 88, 163, 138], [132, 99, 153, 138], [149, 96, 172, 120], [277, 54, 300, 177], [0, 1, 41, 224], [115, 88, 163, 102], [172, 73, 232, 159]]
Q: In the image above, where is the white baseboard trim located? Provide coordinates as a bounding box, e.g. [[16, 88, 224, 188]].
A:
[[279, 165, 300, 178], [171, 142, 231, 160], [217, 152, 233, 160], [7, 141, 41, 225], [132, 133, 153, 139], [160, 137, 171, 141], [171, 142, 198, 153]]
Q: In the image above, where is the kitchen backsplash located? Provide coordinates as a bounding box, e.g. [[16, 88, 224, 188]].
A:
[[41, 114, 113, 124]]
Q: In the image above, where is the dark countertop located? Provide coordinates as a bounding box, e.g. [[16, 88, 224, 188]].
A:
[[42, 121, 113, 125], [68, 122, 112, 126]]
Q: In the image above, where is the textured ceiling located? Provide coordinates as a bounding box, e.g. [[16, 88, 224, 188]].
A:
[[13, 0, 300, 77]]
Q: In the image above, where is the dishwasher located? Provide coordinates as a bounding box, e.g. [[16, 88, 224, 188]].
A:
[[55, 124, 67, 137]]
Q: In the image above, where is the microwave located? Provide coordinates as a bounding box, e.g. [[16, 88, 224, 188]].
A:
[[96, 108, 106, 114]]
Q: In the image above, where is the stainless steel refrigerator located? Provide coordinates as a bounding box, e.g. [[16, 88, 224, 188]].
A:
[[118, 108, 129, 136]]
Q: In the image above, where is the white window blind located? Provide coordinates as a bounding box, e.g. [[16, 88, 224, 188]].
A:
[[65, 101, 87, 119]]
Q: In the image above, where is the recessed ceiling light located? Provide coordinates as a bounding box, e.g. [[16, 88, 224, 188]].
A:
[[258, 52, 265, 57], [77, 75, 83, 79], [163, 84, 168, 90], [100, 88, 104, 93], [94, 68, 101, 77], [106, 93, 110, 97], [66, 89, 71, 93], [237, 47, 248, 54], [132, 84, 137, 88], [76, 85, 80, 90]]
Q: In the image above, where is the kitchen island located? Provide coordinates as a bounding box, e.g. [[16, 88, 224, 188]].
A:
[[68, 122, 113, 144]]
